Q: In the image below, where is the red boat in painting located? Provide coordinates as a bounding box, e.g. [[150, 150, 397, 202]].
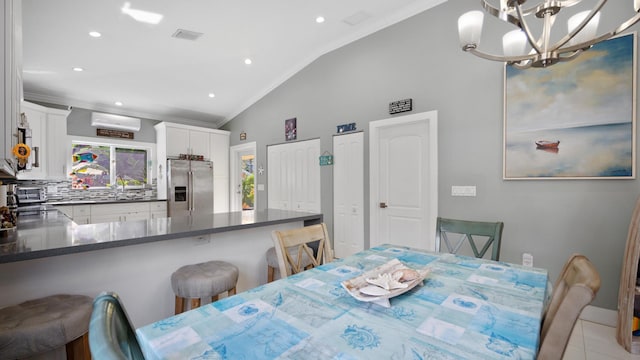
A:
[[535, 140, 560, 149]]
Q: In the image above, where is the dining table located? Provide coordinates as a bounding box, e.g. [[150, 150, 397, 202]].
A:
[[136, 244, 549, 359]]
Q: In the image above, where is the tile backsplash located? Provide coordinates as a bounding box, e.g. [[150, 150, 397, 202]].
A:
[[16, 179, 158, 203]]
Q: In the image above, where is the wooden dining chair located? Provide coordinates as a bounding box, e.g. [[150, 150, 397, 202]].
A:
[[537, 254, 601, 360], [271, 223, 333, 278], [435, 217, 504, 261], [89, 291, 145, 360]]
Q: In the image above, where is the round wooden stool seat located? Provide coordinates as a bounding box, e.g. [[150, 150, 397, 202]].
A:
[[0, 294, 92, 359], [171, 260, 239, 314]]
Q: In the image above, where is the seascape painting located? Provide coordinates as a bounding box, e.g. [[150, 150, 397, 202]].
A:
[[504, 33, 635, 179]]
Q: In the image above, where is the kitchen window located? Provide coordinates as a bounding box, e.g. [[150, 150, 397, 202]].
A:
[[71, 141, 150, 189]]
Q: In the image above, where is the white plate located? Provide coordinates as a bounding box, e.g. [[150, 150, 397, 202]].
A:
[[359, 285, 391, 296], [341, 259, 430, 308]]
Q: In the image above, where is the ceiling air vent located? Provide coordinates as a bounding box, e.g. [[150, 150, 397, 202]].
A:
[[172, 29, 204, 41], [91, 112, 141, 131], [343, 11, 371, 26]]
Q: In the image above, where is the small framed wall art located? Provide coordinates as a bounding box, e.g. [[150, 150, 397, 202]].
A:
[[285, 118, 297, 141]]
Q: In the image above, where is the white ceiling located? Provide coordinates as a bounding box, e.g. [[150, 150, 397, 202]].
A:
[[22, 0, 445, 128]]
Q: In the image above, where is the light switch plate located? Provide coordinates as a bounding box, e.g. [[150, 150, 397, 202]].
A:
[[451, 185, 476, 197], [257, 184, 265, 191]]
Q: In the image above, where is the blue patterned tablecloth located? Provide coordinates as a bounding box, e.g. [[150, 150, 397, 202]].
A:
[[136, 245, 549, 359]]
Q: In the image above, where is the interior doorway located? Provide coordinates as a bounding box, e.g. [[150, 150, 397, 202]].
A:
[[230, 142, 256, 212], [369, 111, 438, 251]]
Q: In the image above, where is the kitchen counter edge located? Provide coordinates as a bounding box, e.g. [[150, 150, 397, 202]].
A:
[[0, 209, 323, 264]]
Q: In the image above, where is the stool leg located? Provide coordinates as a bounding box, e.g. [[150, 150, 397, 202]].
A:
[[175, 296, 184, 315], [268, 265, 275, 283], [66, 332, 90, 360], [191, 298, 201, 310]]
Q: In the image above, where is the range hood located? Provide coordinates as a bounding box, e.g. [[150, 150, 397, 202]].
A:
[[0, 158, 16, 179]]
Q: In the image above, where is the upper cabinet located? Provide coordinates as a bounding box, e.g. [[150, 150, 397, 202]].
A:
[[165, 126, 211, 159], [2, 1, 23, 166], [17, 101, 70, 180], [155, 122, 230, 212]]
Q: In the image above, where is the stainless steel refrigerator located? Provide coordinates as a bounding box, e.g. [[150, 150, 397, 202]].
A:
[[167, 159, 214, 217]]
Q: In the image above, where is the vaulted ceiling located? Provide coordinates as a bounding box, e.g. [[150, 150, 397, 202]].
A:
[[22, 0, 445, 127]]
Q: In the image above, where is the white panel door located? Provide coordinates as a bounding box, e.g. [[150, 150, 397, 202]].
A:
[[268, 139, 320, 213], [292, 139, 320, 213], [333, 132, 364, 258], [370, 111, 438, 251], [267, 144, 289, 210]]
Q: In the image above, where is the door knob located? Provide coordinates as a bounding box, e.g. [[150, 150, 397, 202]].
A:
[[379, 202, 388, 208]]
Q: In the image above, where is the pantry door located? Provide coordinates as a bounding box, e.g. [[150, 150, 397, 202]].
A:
[[333, 131, 364, 258], [369, 111, 438, 251]]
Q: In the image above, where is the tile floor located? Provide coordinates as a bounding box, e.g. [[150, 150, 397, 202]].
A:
[[564, 320, 640, 359]]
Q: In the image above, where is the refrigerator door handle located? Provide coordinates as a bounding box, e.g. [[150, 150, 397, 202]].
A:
[[188, 170, 193, 213]]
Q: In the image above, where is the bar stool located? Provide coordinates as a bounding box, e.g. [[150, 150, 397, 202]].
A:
[[171, 260, 239, 314], [0, 294, 92, 359]]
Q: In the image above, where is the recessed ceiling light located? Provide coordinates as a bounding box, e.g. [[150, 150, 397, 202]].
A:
[[316, 16, 325, 23], [72, 67, 84, 72], [89, 31, 102, 38], [115, 101, 123, 106], [208, 93, 215, 98], [121, 2, 163, 25], [244, 58, 252, 65]]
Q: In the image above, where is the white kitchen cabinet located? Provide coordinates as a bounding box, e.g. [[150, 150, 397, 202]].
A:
[[17, 103, 46, 179], [55, 205, 73, 218], [211, 132, 229, 213], [17, 101, 69, 180], [54, 202, 166, 224], [3, 2, 22, 165], [46, 111, 69, 179], [53, 204, 90, 224], [163, 125, 210, 159], [73, 205, 91, 224], [149, 201, 167, 219], [91, 202, 150, 224]]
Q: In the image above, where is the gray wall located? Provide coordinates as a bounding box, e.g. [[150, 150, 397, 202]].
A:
[[222, 1, 639, 310]]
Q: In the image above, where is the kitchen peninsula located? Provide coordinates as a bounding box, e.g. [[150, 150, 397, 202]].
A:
[[0, 208, 322, 326]]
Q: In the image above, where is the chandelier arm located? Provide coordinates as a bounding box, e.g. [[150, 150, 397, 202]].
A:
[[466, 47, 535, 63], [556, 49, 585, 62], [510, 61, 533, 70], [557, 12, 640, 55], [550, 0, 608, 51], [481, 0, 539, 27], [514, 2, 544, 55]]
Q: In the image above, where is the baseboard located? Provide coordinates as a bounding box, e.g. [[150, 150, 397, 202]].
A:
[[579, 305, 617, 328]]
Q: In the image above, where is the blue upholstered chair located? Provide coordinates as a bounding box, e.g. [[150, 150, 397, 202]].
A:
[[89, 291, 144, 360]]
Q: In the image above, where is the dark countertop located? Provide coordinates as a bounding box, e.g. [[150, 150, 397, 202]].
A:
[[0, 209, 322, 264]]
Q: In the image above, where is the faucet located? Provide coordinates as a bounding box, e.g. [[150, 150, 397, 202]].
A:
[[113, 176, 125, 199]]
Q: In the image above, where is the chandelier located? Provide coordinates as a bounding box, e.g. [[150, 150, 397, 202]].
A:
[[458, 1, 640, 69]]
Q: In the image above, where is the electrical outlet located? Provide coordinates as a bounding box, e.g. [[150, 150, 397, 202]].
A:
[[193, 236, 210, 246], [522, 253, 533, 267], [451, 185, 476, 197]]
